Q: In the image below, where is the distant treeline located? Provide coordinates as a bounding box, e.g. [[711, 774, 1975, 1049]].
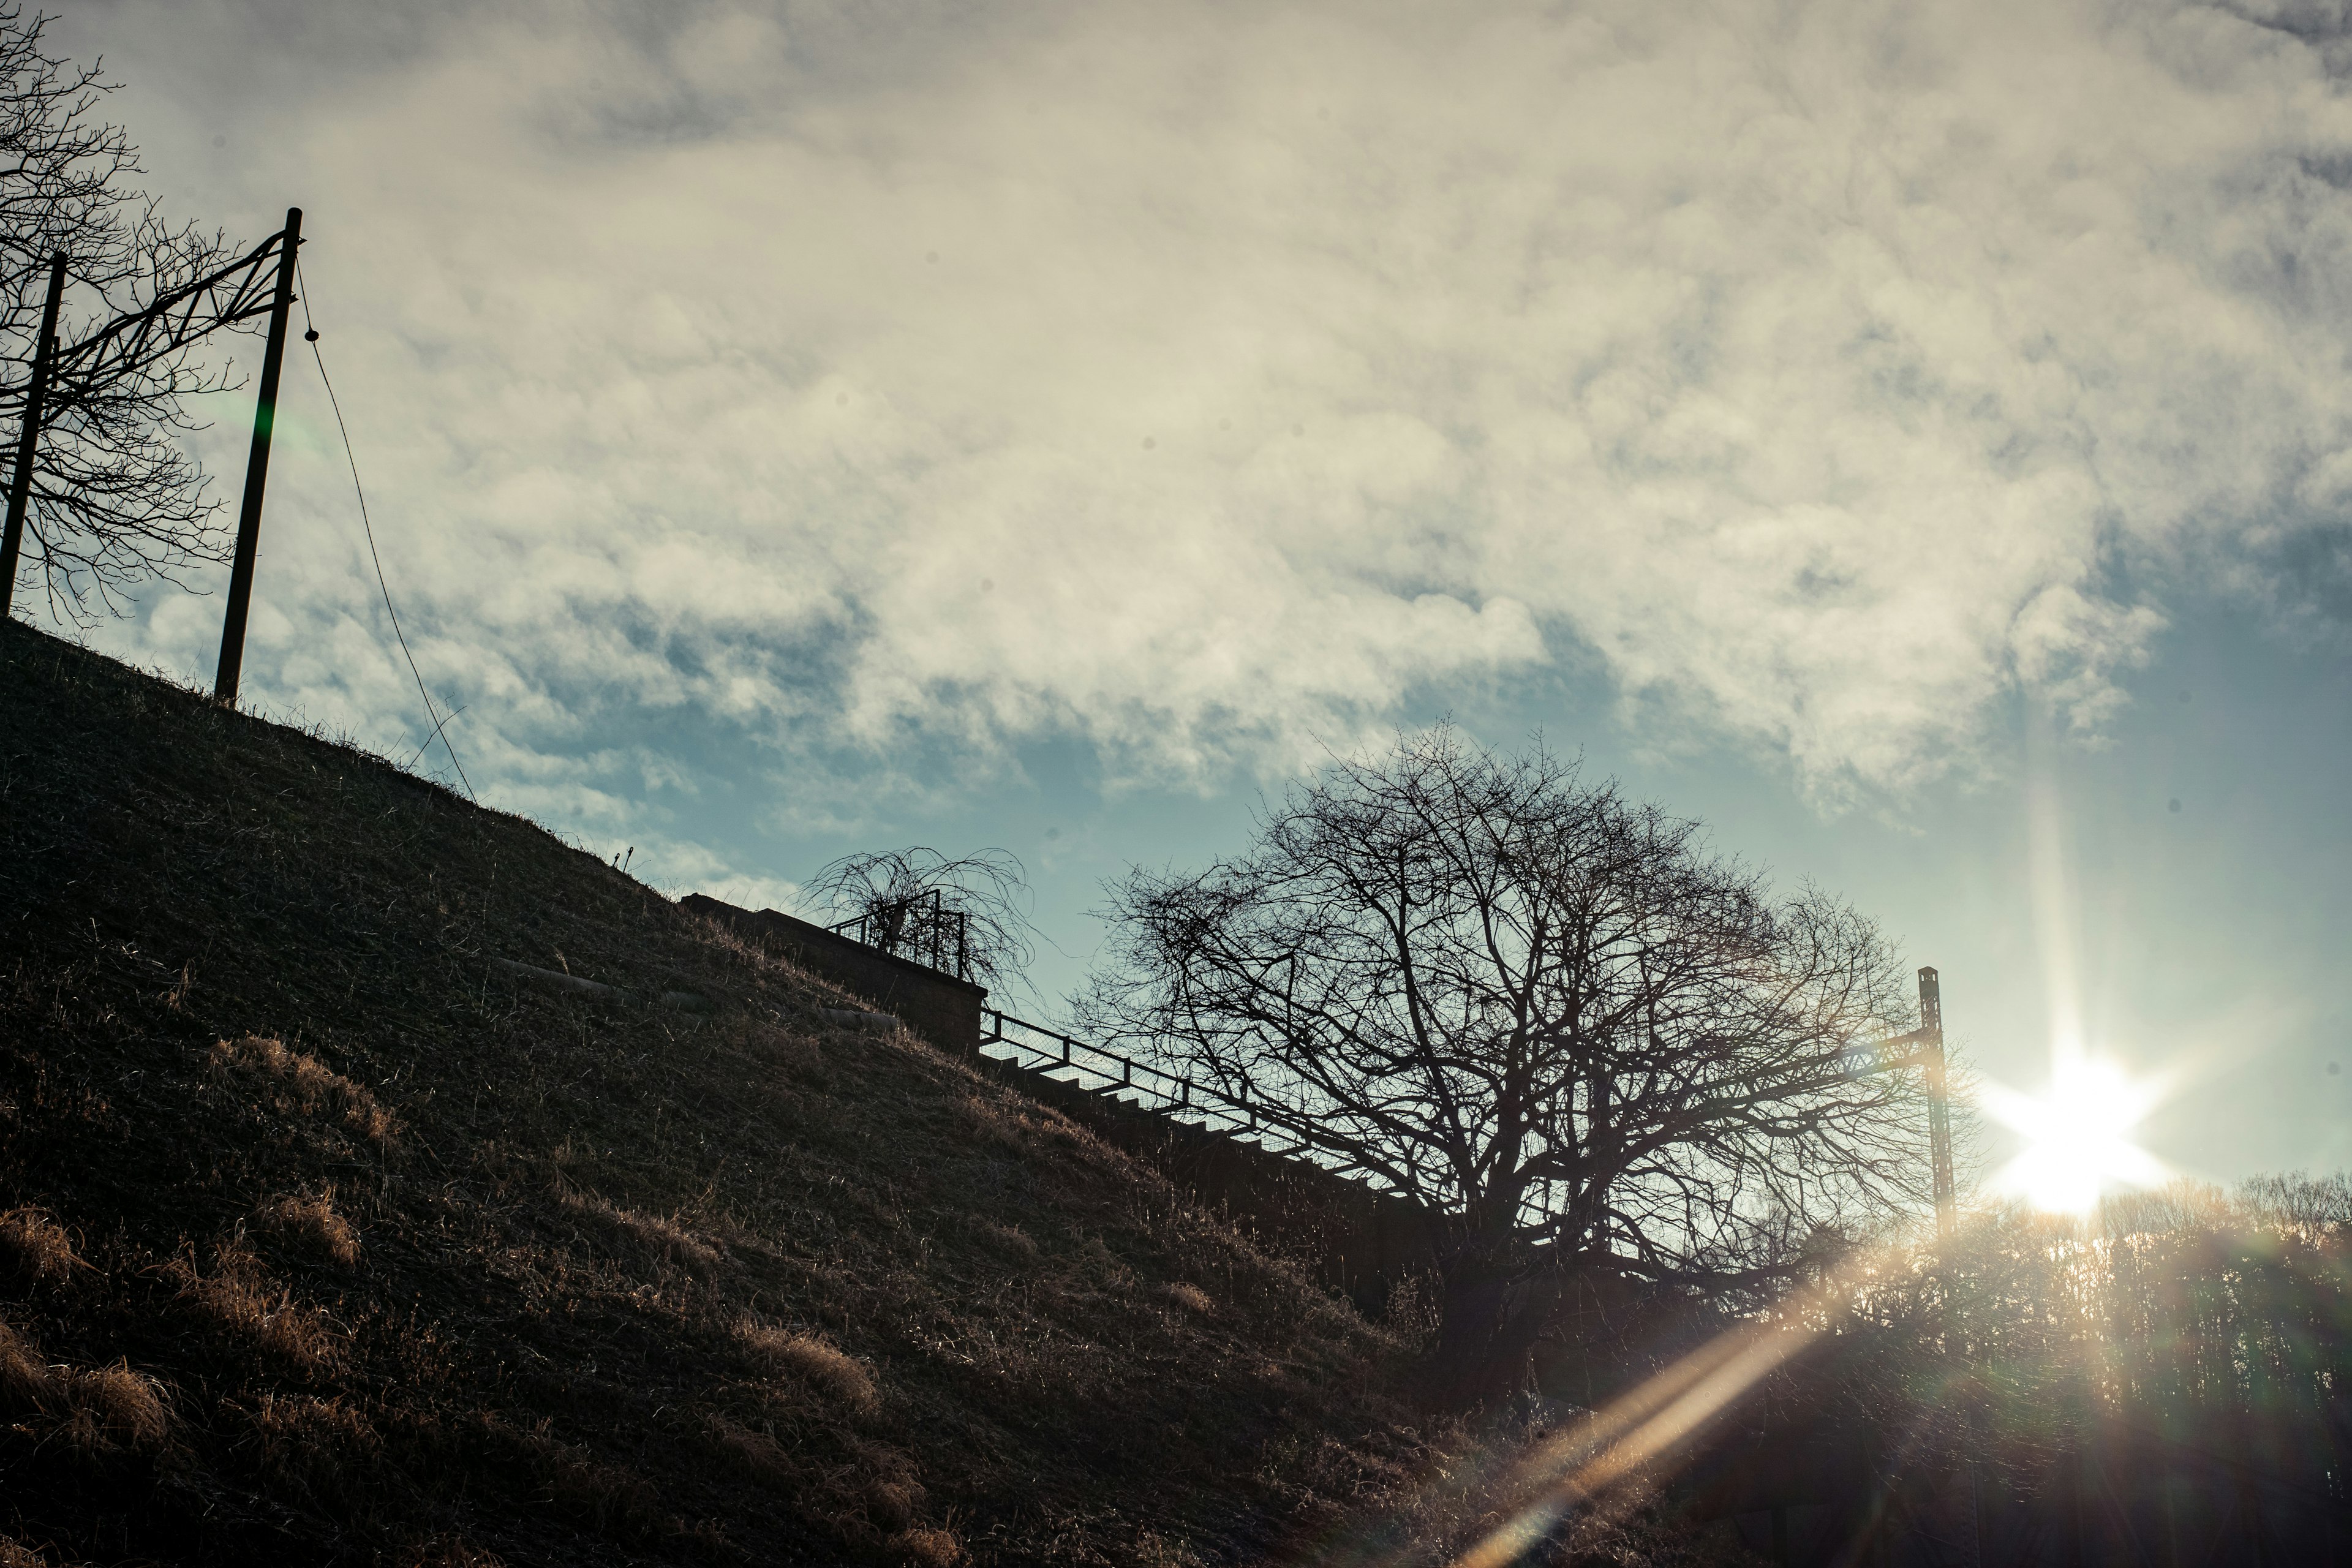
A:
[[1683, 1176, 2352, 1564]]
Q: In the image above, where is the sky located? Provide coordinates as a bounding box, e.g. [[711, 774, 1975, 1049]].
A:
[[40, 0, 2352, 1191]]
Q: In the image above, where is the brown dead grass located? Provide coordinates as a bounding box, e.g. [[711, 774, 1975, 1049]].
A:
[[0, 1319, 172, 1458], [165, 1243, 343, 1376], [736, 1319, 880, 1415], [209, 1036, 395, 1143], [247, 1394, 382, 1502], [886, 1525, 962, 1567], [1165, 1281, 1215, 1316], [0, 1208, 85, 1287], [0, 1318, 58, 1412], [554, 1187, 722, 1275], [0, 626, 1733, 1568], [64, 1360, 172, 1455], [255, 1189, 361, 1268]]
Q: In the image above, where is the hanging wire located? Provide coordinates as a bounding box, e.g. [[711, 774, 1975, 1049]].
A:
[[293, 261, 476, 802]]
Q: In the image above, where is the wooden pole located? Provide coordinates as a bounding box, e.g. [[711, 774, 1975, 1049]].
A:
[[214, 207, 301, 704], [0, 251, 68, 617]]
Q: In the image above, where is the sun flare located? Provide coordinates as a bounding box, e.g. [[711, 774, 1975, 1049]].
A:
[[1981, 1057, 2167, 1215]]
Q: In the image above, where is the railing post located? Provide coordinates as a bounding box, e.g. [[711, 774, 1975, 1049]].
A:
[[1, 250, 67, 618]]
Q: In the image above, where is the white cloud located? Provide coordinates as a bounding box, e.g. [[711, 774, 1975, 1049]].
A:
[[51, 0, 2352, 817]]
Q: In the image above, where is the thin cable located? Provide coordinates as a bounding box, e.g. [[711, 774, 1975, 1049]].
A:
[[295, 262, 476, 802]]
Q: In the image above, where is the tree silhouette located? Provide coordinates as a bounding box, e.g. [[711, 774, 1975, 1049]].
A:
[[1085, 725, 1931, 1381], [0, 7, 251, 619]]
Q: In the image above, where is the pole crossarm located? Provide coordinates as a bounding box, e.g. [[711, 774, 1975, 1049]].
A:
[[36, 225, 296, 405]]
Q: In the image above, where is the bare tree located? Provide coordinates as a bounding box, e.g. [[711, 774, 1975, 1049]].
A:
[[1084, 726, 1932, 1378], [1, 7, 251, 620], [805, 846, 1039, 996]]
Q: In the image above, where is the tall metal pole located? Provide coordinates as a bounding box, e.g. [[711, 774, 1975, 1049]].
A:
[[0, 251, 68, 619], [1920, 966, 1956, 1241], [214, 207, 301, 704]]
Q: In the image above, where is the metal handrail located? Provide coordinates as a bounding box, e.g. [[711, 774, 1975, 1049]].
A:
[[976, 1009, 1403, 1194], [826, 891, 971, 982]]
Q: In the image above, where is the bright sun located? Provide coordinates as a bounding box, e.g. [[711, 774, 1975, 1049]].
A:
[[1981, 1057, 2168, 1216]]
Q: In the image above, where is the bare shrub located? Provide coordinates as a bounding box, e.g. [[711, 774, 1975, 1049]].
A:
[[555, 1189, 721, 1276], [255, 1189, 361, 1268], [886, 1525, 960, 1566], [209, 1036, 394, 1142], [165, 1243, 342, 1375], [736, 1319, 880, 1415], [0, 1208, 85, 1287], [0, 1537, 50, 1567]]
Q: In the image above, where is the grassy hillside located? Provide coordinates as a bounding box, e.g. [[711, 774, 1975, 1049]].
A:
[[0, 624, 1733, 1568]]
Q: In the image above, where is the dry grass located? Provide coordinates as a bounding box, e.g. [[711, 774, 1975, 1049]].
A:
[[974, 1219, 1039, 1262], [0, 1318, 58, 1412], [209, 1036, 396, 1143], [0, 1319, 171, 1458], [736, 1319, 881, 1415], [886, 1526, 962, 1567], [554, 1187, 722, 1275], [247, 1394, 382, 1502], [255, 1189, 361, 1268], [0, 1208, 85, 1287], [0, 625, 1733, 1568], [1165, 1281, 1215, 1316], [165, 1244, 344, 1376], [64, 1360, 172, 1455]]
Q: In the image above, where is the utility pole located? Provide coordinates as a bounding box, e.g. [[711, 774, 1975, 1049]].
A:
[[1919, 967, 1956, 1241], [1863, 967, 1959, 1240], [214, 206, 301, 705], [0, 251, 68, 618]]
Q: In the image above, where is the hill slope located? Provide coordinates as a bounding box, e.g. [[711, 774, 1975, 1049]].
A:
[[0, 622, 1491, 1566]]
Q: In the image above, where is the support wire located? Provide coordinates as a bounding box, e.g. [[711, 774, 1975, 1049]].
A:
[[294, 262, 475, 802]]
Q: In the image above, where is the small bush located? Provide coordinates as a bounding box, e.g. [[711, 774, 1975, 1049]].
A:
[[256, 1189, 361, 1268], [0, 1208, 85, 1287], [736, 1320, 880, 1415]]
